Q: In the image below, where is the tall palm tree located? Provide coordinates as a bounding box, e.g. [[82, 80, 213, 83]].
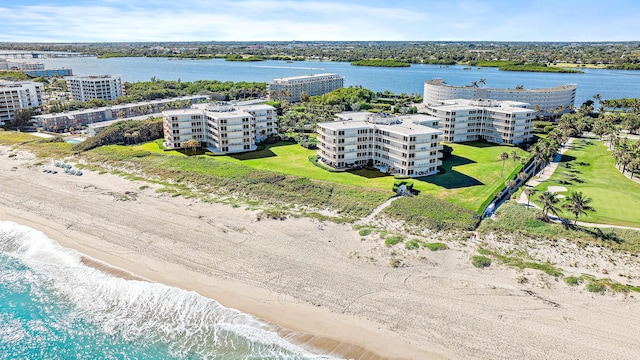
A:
[[500, 152, 509, 177], [517, 171, 528, 184], [538, 191, 561, 222], [511, 150, 518, 168], [523, 187, 537, 206], [562, 191, 595, 225], [505, 180, 517, 196]]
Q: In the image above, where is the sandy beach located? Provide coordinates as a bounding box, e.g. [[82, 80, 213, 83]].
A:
[[2, 145, 640, 359]]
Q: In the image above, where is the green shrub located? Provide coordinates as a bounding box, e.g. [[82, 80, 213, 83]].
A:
[[586, 282, 606, 293], [471, 255, 492, 268], [385, 236, 404, 246], [425, 242, 449, 251], [256, 208, 288, 221], [404, 239, 420, 250], [383, 194, 478, 231], [359, 229, 372, 236], [564, 276, 581, 286]]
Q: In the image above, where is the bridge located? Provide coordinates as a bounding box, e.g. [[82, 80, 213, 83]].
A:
[[0, 51, 92, 59]]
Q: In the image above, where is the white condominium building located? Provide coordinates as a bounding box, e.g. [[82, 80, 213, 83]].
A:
[[163, 102, 277, 154], [268, 73, 344, 102], [425, 99, 535, 145], [317, 112, 443, 177], [67, 75, 123, 102], [0, 60, 45, 71], [0, 80, 42, 126], [423, 79, 576, 118]]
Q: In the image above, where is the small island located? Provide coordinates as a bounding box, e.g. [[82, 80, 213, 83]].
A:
[[224, 54, 265, 62], [471, 61, 583, 73], [351, 59, 411, 67]]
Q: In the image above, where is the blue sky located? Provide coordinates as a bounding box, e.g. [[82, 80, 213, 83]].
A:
[[1, 0, 639, 42]]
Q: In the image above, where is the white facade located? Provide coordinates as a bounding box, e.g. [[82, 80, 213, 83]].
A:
[[317, 112, 443, 177], [0, 80, 42, 126], [425, 99, 535, 145], [67, 75, 123, 102], [423, 79, 576, 118], [34, 95, 207, 132], [268, 73, 344, 102], [163, 103, 277, 154], [0, 60, 45, 71]]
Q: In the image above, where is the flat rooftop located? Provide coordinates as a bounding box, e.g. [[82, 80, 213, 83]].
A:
[[271, 73, 342, 82]]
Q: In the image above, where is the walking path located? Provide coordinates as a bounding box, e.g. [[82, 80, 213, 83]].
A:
[[356, 195, 400, 225], [517, 137, 640, 231]]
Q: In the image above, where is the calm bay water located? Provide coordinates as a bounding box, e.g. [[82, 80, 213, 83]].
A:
[[42, 57, 640, 106]]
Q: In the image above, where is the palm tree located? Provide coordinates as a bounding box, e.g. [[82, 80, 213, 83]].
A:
[[505, 180, 517, 196], [517, 171, 528, 184], [562, 191, 595, 225], [500, 152, 509, 177], [538, 191, 562, 222], [511, 150, 518, 168], [523, 187, 537, 206]]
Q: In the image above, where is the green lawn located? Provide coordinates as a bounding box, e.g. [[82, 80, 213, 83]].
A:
[[533, 139, 640, 227], [147, 140, 528, 213], [2, 132, 528, 215]]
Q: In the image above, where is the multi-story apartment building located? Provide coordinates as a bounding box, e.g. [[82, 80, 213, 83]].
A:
[[317, 112, 443, 177], [268, 73, 344, 102], [162, 102, 277, 154], [67, 75, 123, 102], [423, 79, 576, 119], [0, 80, 42, 126], [424, 99, 535, 145]]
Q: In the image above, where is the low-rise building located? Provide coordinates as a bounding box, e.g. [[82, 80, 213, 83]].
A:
[[424, 99, 535, 145], [162, 102, 277, 154], [0, 61, 45, 71], [268, 73, 344, 102], [317, 112, 443, 177], [0, 80, 42, 126], [33, 95, 207, 132], [67, 75, 123, 102], [23, 69, 73, 78]]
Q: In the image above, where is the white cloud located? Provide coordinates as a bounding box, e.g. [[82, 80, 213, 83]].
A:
[[0, 1, 638, 42]]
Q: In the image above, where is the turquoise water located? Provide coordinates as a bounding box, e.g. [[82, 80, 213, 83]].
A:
[[42, 57, 640, 106], [0, 221, 335, 359]]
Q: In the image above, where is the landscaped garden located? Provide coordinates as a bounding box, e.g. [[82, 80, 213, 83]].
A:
[[2, 129, 529, 227], [532, 138, 640, 227]]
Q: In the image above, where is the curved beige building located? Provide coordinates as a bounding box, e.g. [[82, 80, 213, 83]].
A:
[[423, 79, 576, 118]]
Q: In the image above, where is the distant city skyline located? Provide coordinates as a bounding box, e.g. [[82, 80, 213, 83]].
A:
[[1, 0, 639, 43]]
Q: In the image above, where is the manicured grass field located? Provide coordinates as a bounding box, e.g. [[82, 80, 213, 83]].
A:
[[534, 139, 640, 227], [196, 141, 528, 213], [2, 132, 527, 216]]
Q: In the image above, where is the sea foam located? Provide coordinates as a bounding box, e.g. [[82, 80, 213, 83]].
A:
[[0, 220, 336, 359]]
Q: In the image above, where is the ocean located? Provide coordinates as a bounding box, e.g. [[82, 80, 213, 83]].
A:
[[0, 220, 336, 359]]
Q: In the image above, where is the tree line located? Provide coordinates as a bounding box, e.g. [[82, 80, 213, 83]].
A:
[[4, 41, 640, 67]]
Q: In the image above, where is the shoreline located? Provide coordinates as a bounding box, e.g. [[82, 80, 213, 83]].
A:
[[0, 200, 436, 360], [0, 147, 444, 360], [3, 146, 640, 359]]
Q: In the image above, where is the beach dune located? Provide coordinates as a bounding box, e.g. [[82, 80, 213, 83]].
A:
[[1, 147, 640, 359]]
